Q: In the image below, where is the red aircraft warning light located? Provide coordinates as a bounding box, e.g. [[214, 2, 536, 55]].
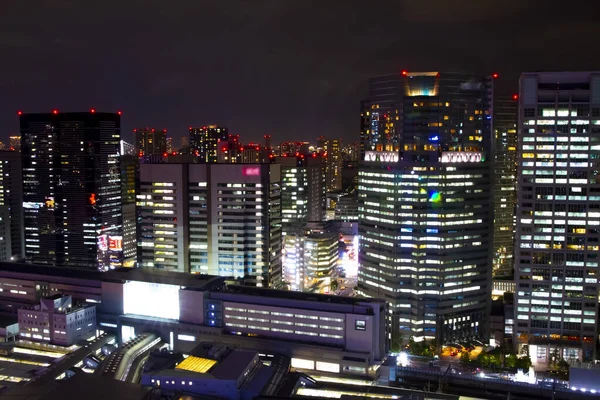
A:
[[90, 108, 96, 113], [17, 111, 22, 116], [52, 109, 58, 114], [401, 70, 408, 76], [512, 94, 519, 101], [117, 111, 122, 115], [492, 73, 499, 79]]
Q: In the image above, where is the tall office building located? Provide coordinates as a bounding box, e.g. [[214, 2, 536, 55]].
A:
[[121, 140, 138, 267], [9, 136, 21, 152], [318, 137, 343, 193], [277, 156, 325, 225], [358, 71, 494, 345], [514, 72, 600, 366], [166, 136, 173, 153], [135, 128, 167, 156], [493, 96, 519, 278], [0, 151, 24, 260], [189, 125, 228, 163], [20, 111, 123, 269], [138, 162, 282, 287]]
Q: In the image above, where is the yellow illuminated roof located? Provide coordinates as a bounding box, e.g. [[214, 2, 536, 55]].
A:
[[175, 356, 217, 373]]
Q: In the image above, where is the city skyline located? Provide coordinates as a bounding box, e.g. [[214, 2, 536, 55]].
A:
[[2, 1, 599, 145]]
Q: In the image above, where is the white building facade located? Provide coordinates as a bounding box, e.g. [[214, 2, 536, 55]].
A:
[[514, 72, 600, 367]]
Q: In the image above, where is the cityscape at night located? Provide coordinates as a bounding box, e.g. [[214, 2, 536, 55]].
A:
[[0, 1, 599, 399]]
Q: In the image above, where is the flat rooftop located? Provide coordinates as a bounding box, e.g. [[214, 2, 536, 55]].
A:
[[0, 261, 225, 291], [210, 350, 258, 381], [223, 285, 382, 307]]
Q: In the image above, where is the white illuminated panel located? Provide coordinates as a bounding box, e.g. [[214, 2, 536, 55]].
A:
[[440, 151, 482, 163], [177, 334, 196, 342], [291, 358, 315, 370], [364, 151, 399, 163], [316, 361, 340, 373], [123, 281, 180, 320]]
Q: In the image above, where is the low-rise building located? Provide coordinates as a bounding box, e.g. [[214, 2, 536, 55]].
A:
[[0, 261, 387, 377], [18, 295, 96, 346]]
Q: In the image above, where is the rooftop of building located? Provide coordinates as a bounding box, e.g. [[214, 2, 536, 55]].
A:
[[0, 372, 151, 400], [215, 284, 384, 314], [209, 349, 258, 381], [0, 261, 226, 291]]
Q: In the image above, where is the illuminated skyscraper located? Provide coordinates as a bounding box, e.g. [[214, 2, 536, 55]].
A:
[[318, 137, 343, 193], [358, 72, 494, 345], [120, 140, 139, 267], [514, 72, 600, 367], [20, 111, 122, 269], [189, 125, 228, 162], [0, 151, 23, 261], [493, 96, 519, 278], [135, 128, 167, 156]]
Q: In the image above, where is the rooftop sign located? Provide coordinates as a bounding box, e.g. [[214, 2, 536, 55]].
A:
[[364, 151, 399, 163], [440, 151, 483, 163]]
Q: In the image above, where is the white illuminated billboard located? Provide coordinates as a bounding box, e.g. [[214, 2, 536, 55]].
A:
[[123, 281, 180, 320]]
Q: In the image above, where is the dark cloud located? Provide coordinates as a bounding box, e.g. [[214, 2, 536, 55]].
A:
[[0, 0, 598, 145]]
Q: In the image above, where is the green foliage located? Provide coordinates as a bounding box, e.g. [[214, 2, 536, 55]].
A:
[[515, 355, 532, 370], [407, 338, 435, 357], [460, 351, 471, 364]]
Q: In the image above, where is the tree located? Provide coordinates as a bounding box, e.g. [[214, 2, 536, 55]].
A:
[[557, 359, 570, 380], [515, 355, 532, 370], [505, 354, 518, 369], [460, 351, 471, 364]]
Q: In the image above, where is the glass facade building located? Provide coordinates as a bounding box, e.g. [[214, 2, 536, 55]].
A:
[[358, 72, 493, 345], [514, 72, 600, 367], [20, 112, 122, 270]]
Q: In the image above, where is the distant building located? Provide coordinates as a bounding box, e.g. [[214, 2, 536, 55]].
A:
[[135, 128, 167, 156], [138, 163, 282, 287], [9, 136, 21, 152], [0, 151, 24, 261], [20, 111, 123, 269], [318, 137, 343, 193], [189, 125, 228, 163], [280, 141, 309, 156], [277, 156, 325, 225], [166, 137, 173, 153], [18, 295, 96, 346]]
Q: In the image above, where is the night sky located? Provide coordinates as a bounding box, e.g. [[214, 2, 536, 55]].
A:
[[1, 0, 599, 146]]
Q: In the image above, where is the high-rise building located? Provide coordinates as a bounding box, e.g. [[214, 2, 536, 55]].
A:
[[9, 136, 21, 152], [318, 137, 343, 193], [189, 125, 228, 163], [493, 96, 519, 278], [121, 140, 139, 267], [138, 162, 282, 287], [20, 111, 123, 269], [135, 128, 167, 156], [358, 71, 494, 345], [277, 156, 325, 225], [280, 141, 309, 156], [166, 137, 173, 153], [514, 72, 600, 367], [0, 151, 24, 261]]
